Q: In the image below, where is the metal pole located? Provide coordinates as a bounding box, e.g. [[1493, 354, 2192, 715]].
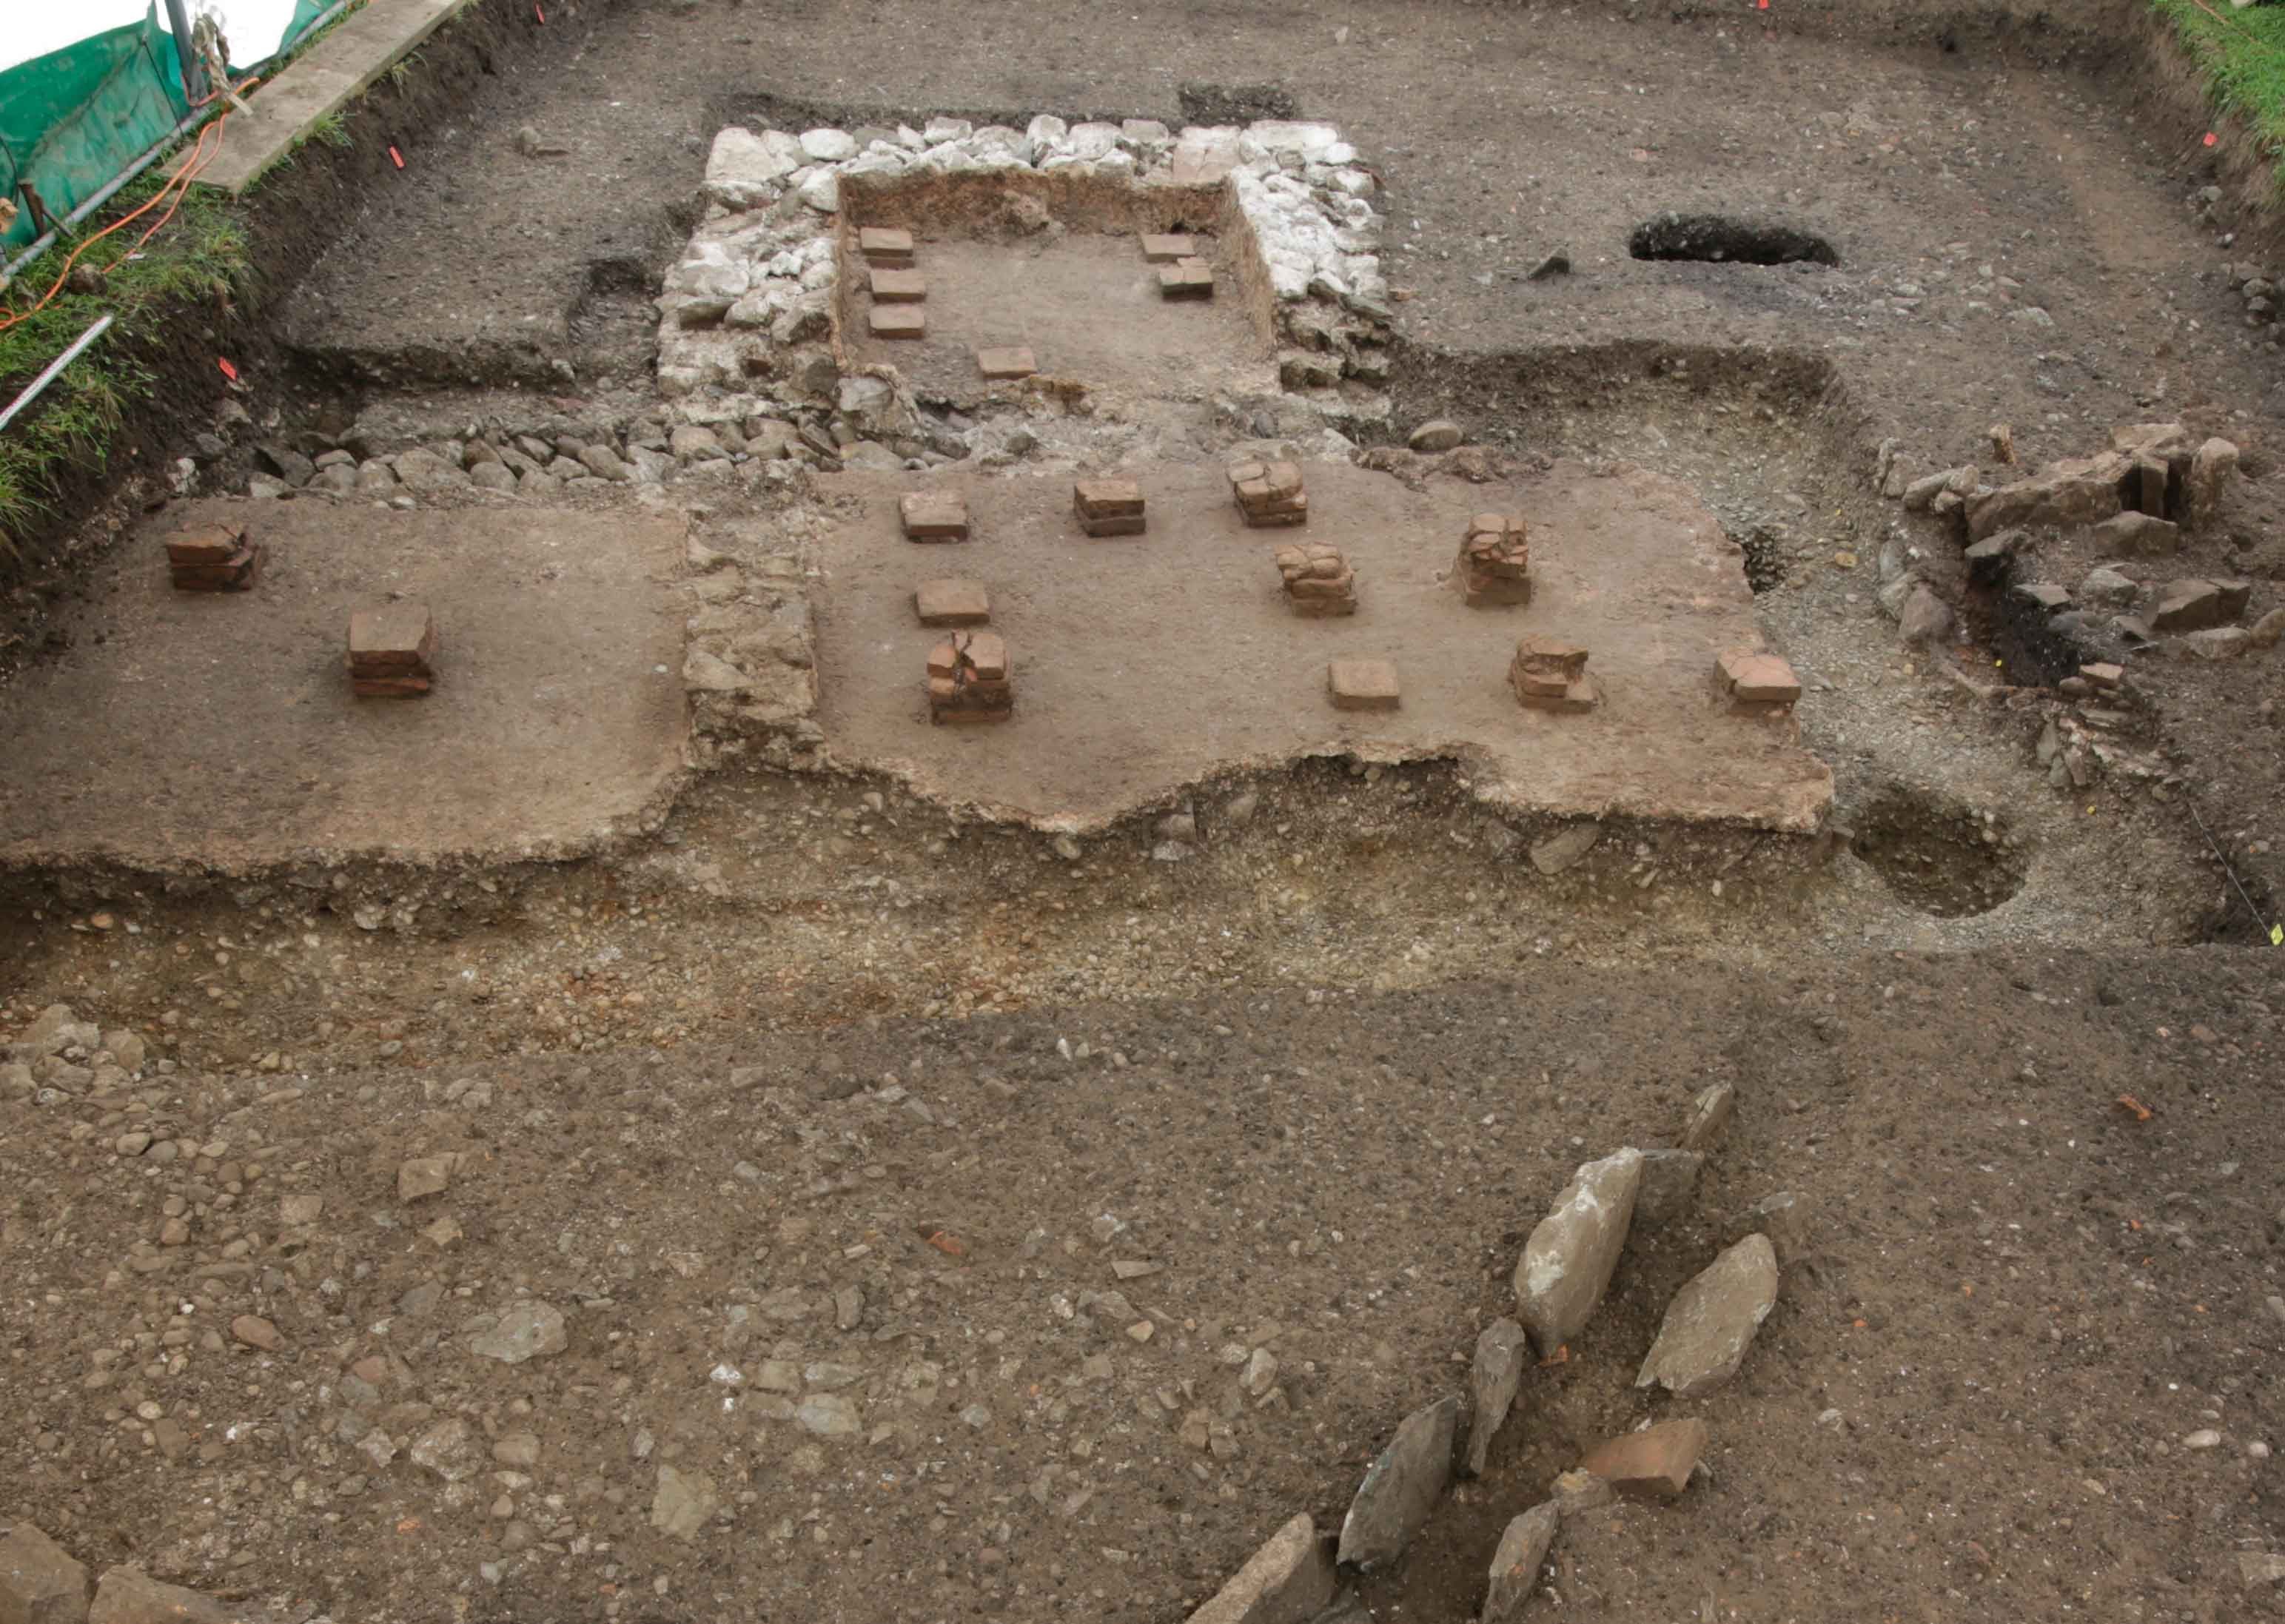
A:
[[163, 0, 209, 106], [0, 315, 115, 434]]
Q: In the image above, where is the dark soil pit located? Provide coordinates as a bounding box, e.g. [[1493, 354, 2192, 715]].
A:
[[1628, 212, 1839, 268], [1848, 788, 2027, 916]]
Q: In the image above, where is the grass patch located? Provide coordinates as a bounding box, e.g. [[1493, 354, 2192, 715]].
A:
[[0, 168, 248, 555], [2151, 0, 2285, 188]]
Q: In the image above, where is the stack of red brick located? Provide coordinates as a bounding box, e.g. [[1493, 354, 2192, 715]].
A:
[[1145, 233, 1213, 298], [927, 630, 1012, 724], [1457, 513, 1531, 606], [1074, 478, 1146, 537], [1229, 459, 1308, 527], [348, 603, 437, 698], [1712, 648, 1802, 713], [166, 521, 263, 592], [1510, 636, 1599, 713], [1273, 543, 1356, 616]]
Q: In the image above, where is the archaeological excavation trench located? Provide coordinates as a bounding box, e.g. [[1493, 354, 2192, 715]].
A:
[[4, 7, 2285, 1624]]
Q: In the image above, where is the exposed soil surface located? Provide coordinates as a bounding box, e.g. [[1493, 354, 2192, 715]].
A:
[[0, 500, 688, 868], [812, 457, 1832, 829], [843, 233, 1273, 407], [5, 2, 2285, 1624]]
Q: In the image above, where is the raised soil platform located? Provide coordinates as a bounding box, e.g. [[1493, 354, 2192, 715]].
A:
[[812, 458, 1833, 830], [0, 500, 688, 870]]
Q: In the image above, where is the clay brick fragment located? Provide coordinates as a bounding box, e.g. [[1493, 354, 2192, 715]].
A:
[[1158, 258, 1215, 299], [857, 226, 916, 266], [916, 578, 990, 626], [927, 630, 1013, 724], [1273, 543, 1357, 617], [976, 346, 1038, 380], [1074, 477, 1146, 537], [1328, 658, 1400, 711], [1141, 232, 1198, 263], [1457, 512, 1531, 607], [164, 522, 243, 568], [869, 305, 926, 339], [869, 267, 926, 303], [1511, 637, 1597, 713], [1714, 647, 1802, 708], [899, 491, 970, 542], [1229, 459, 1308, 528], [347, 603, 437, 698], [1578, 1418, 1707, 1501], [165, 520, 263, 593]]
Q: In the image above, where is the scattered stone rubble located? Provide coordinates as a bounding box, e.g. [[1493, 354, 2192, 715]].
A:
[[1456, 511, 1531, 606], [1272, 543, 1356, 616], [1, 1525, 275, 1624], [164, 520, 262, 593]]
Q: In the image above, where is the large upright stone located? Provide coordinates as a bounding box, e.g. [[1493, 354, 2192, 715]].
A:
[[2187, 437, 2240, 526], [1964, 453, 2126, 540], [704, 127, 802, 208], [1185, 1513, 1336, 1624], [86, 1570, 246, 1624], [1511, 1148, 1643, 1356], [1336, 1395, 1460, 1569], [2153, 578, 2227, 634], [1480, 1503, 1560, 1623], [1463, 1318, 1529, 1477], [1, 1525, 88, 1624], [1635, 1233, 1780, 1397]]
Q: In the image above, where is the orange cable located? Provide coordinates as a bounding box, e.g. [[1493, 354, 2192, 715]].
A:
[[0, 73, 261, 338]]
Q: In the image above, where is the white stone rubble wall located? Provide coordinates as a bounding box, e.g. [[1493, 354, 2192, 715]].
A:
[[657, 114, 1390, 419]]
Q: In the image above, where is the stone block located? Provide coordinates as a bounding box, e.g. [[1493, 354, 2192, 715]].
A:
[[1327, 659, 1399, 711], [899, 491, 970, 542], [1482, 1503, 1559, 1623], [1578, 1418, 1707, 1501], [868, 305, 926, 339], [1142, 233, 1199, 263], [164, 522, 242, 568], [87, 1568, 241, 1624], [1678, 1081, 1735, 1153], [1714, 648, 1802, 707], [1336, 1396, 1458, 1568], [1635, 1232, 1779, 1397], [1272, 543, 1356, 617], [857, 226, 916, 266], [1159, 258, 1215, 299], [915, 579, 990, 626], [1, 1523, 89, 1624], [2152, 578, 2225, 634], [2089, 511, 2181, 555], [2013, 582, 2070, 613], [869, 267, 926, 303], [1074, 478, 1147, 537], [1514, 1147, 1641, 1355], [976, 346, 1038, 379], [1184, 1513, 1335, 1624]]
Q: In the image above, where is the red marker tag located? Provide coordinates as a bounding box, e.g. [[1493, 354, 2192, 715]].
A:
[[389, 145, 404, 168], [2204, 132, 2218, 147], [1757, 0, 1768, 10], [534, 2, 545, 19], [217, 357, 238, 380]]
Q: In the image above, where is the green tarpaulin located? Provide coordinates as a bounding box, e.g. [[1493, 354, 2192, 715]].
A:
[[1, 1, 338, 256]]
